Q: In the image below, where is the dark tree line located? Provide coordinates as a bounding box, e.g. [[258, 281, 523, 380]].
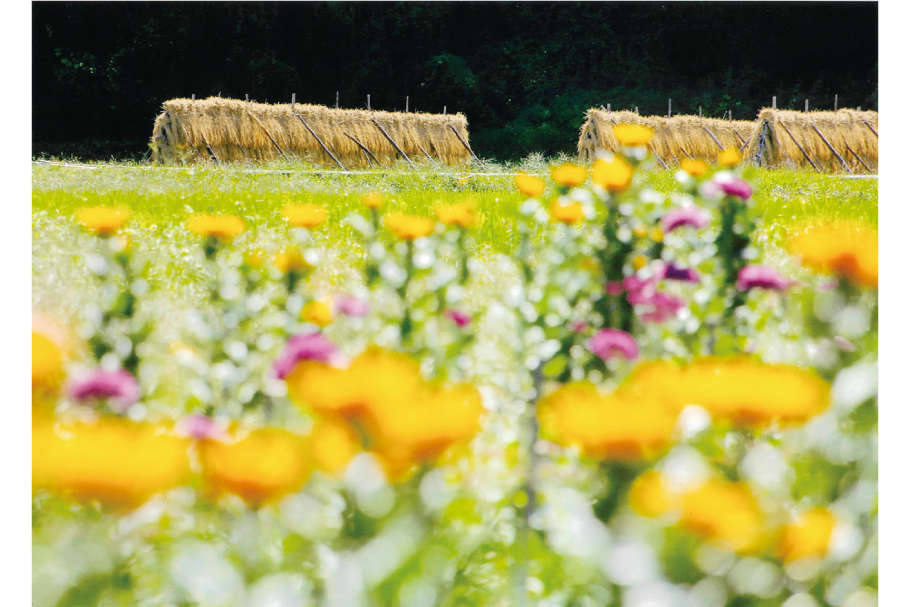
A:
[[32, 2, 878, 161]]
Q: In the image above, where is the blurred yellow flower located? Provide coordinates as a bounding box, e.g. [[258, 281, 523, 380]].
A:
[[436, 201, 478, 228], [613, 124, 653, 147], [592, 156, 634, 192], [33, 419, 191, 507], [515, 173, 546, 197], [244, 249, 265, 268], [32, 331, 63, 392], [717, 148, 742, 167], [301, 300, 332, 327], [649, 227, 664, 243], [538, 383, 678, 460], [75, 206, 129, 236], [629, 470, 678, 518], [551, 163, 587, 188], [199, 428, 312, 506], [777, 508, 837, 563], [632, 255, 649, 271], [680, 158, 709, 177], [282, 204, 326, 228], [632, 224, 648, 239], [621, 357, 830, 426], [186, 214, 246, 240], [310, 419, 361, 477], [385, 213, 435, 240], [549, 200, 586, 225], [362, 192, 384, 209], [274, 249, 312, 274], [788, 223, 878, 289], [680, 478, 764, 553]]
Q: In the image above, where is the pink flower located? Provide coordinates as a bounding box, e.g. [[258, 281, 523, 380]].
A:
[[705, 174, 753, 199], [272, 332, 340, 379], [624, 275, 659, 304], [656, 262, 700, 283], [334, 295, 370, 317], [660, 207, 711, 233], [605, 281, 624, 296], [67, 368, 140, 412], [736, 265, 796, 292], [589, 329, 639, 361], [570, 320, 588, 334], [445, 308, 472, 328], [637, 291, 686, 324], [175, 414, 228, 441]]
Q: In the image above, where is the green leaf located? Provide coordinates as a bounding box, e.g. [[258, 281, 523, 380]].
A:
[[661, 527, 704, 584]]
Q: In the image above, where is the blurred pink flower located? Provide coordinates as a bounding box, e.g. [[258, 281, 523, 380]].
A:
[[175, 414, 228, 441], [705, 174, 753, 199], [272, 332, 340, 379], [624, 275, 659, 304], [660, 207, 711, 233], [736, 265, 796, 292], [637, 291, 686, 324], [605, 281, 624, 295], [445, 308, 473, 328], [570, 320, 588, 333], [589, 328, 639, 361], [68, 368, 140, 412], [334, 295, 370, 317]]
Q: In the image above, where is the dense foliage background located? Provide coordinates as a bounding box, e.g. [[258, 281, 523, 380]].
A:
[[32, 1, 878, 161]]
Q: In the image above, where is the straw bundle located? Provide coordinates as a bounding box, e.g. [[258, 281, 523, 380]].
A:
[[743, 109, 878, 173], [150, 97, 472, 167], [577, 109, 755, 165]]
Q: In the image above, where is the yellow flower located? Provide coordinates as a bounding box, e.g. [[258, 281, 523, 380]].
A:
[[549, 200, 586, 225], [199, 428, 312, 506], [32, 331, 63, 393], [244, 249, 265, 268], [537, 383, 678, 460], [621, 357, 830, 426], [385, 213, 435, 240], [632, 224, 648, 239], [717, 148, 742, 167], [680, 158, 709, 177], [680, 478, 764, 553], [629, 470, 678, 518], [33, 419, 191, 508], [282, 204, 326, 228], [186, 215, 246, 240], [777, 508, 837, 563], [592, 156, 634, 192], [75, 206, 129, 236], [274, 249, 312, 274], [301, 300, 332, 327], [311, 419, 361, 477], [788, 223, 878, 289], [649, 227, 664, 243], [362, 192, 384, 209], [436, 201, 478, 228], [515, 173, 546, 198], [613, 124, 653, 147], [632, 254, 648, 271], [551, 163, 587, 188]]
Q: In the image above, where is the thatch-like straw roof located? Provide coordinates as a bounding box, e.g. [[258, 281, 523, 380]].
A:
[[742, 109, 878, 173], [577, 109, 755, 165], [150, 97, 473, 168]]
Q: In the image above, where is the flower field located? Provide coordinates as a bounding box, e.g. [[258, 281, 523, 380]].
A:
[[32, 135, 878, 607]]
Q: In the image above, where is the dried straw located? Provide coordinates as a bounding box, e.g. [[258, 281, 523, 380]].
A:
[[150, 97, 472, 167]]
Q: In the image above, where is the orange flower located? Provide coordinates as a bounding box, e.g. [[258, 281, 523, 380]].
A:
[[33, 419, 192, 507], [199, 428, 312, 506], [551, 163, 587, 188], [75, 206, 130, 236], [680, 158, 709, 177], [717, 148, 742, 167], [186, 215, 246, 240], [515, 173, 546, 198], [777, 508, 837, 563], [282, 204, 326, 228], [629, 470, 678, 518], [436, 201, 478, 228], [549, 200, 585, 225], [385, 213, 435, 240], [301, 300, 332, 327], [274, 249, 312, 274], [592, 156, 634, 192], [788, 223, 878, 289], [362, 192, 384, 209], [613, 124, 653, 147], [680, 479, 764, 553], [310, 419, 361, 477]]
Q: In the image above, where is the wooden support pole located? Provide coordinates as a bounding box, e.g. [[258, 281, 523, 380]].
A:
[[844, 143, 872, 174], [738, 138, 750, 153], [778, 121, 821, 172], [756, 120, 768, 167], [343, 132, 381, 167], [699, 106, 702, 117], [416, 142, 434, 162], [192, 94, 195, 101], [772, 96, 776, 109], [733, 129, 747, 146], [607, 103, 611, 112], [649, 145, 669, 169], [808, 122, 853, 173], [635, 106, 639, 115], [295, 114, 346, 169], [862, 120, 878, 138], [336, 91, 339, 109], [834, 94, 838, 111], [443, 106, 447, 114], [367, 94, 371, 110], [449, 125, 481, 163], [371, 118, 415, 166], [406, 96, 409, 112], [805, 99, 809, 113], [668, 98, 672, 118], [722, 111, 728, 120], [702, 125, 725, 150], [291, 93, 296, 105], [729, 109, 733, 121], [247, 111, 290, 160], [245, 94, 249, 102]]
